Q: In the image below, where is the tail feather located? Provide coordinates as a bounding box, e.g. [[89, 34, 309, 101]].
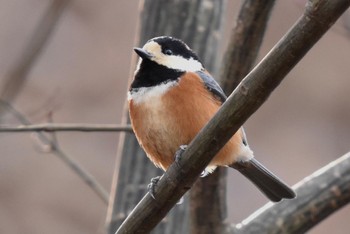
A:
[[230, 158, 296, 202]]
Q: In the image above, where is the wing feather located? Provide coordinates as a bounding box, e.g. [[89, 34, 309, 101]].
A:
[[195, 70, 227, 103], [195, 71, 250, 146]]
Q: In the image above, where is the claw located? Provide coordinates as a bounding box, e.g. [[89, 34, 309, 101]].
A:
[[148, 175, 185, 204], [175, 145, 188, 164], [147, 176, 161, 199]]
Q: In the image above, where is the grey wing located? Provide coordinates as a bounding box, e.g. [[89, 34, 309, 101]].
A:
[[196, 70, 227, 103], [196, 71, 249, 146]]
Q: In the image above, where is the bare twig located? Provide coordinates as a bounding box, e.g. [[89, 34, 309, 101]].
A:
[[0, 100, 109, 204], [47, 111, 59, 148], [0, 0, 70, 114], [115, 1, 350, 233], [230, 152, 350, 234], [0, 123, 133, 132]]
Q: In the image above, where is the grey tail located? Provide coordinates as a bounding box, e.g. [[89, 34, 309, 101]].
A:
[[230, 158, 296, 202]]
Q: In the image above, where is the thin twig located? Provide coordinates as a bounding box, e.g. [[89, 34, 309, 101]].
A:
[[115, 1, 350, 233], [0, 100, 109, 204], [47, 111, 59, 146], [0, 123, 133, 132]]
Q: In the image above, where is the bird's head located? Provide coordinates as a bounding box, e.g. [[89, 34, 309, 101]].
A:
[[134, 36, 203, 72]]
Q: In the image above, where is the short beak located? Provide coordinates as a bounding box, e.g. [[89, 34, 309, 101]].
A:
[[134, 47, 153, 60]]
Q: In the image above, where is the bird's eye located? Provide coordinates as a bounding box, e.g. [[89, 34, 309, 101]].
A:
[[164, 49, 173, 55]]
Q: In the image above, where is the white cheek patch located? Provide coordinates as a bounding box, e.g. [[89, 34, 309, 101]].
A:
[[154, 55, 203, 72], [128, 80, 178, 104]]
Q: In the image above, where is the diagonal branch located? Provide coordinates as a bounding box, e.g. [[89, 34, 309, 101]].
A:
[[116, 0, 350, 233], [230, 152, 350, 234], [0, 123, 132, 132], [0, 0, 70, 110]]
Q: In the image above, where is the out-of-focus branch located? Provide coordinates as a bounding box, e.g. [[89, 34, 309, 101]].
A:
[[190, 1, 276, 234], [0, 0, 70, 114], [0, 123, 132, 132], [190, 169, 227, 234], [0, 100, 109, 204], [220, 0, 275, 94], [230, 152, 350, 234], [115, 1, 350, 233]]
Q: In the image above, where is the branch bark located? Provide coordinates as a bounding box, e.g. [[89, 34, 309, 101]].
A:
[[230, 152, 350, 234], [115, 1, 350, 233], [0, 123, 132, 132]]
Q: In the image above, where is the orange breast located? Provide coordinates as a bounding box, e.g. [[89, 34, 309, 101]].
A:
[[129, 72, 243, 171]]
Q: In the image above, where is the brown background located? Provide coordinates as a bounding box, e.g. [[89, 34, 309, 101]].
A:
[[0, 1, 349, 233]]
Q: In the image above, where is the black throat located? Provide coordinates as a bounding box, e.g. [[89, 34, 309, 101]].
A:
[[130, 59, 184, 90]]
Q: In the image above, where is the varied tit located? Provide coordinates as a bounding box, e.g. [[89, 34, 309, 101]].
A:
[[128, 36, 296, 202]]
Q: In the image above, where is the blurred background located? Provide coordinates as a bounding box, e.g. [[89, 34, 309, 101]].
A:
[[0, 0, 349, 233]]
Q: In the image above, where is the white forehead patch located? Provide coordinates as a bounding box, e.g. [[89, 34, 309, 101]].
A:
[[142, 41, 203, 72], [128, 79, 178, 104]]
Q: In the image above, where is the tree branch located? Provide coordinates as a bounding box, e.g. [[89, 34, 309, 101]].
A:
[[230, 152, 350, 234], [115, 1, 350, 233], [220, 0, 275, 93], [0, 100, 109, 204], [0, 123, 132, 132], [0, 0, 70, 111]]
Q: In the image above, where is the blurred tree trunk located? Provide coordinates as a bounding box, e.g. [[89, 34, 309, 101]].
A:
[[106, 1, 227, 233]]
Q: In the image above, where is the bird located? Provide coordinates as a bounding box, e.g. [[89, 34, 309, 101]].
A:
[[127, 36, 296, 202]]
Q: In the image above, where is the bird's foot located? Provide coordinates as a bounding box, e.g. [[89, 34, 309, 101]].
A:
[[175, 145, 188, 165], [147, 176, 184, 205], [175, 145, 210, 178], [147, 176, 161, 199]]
